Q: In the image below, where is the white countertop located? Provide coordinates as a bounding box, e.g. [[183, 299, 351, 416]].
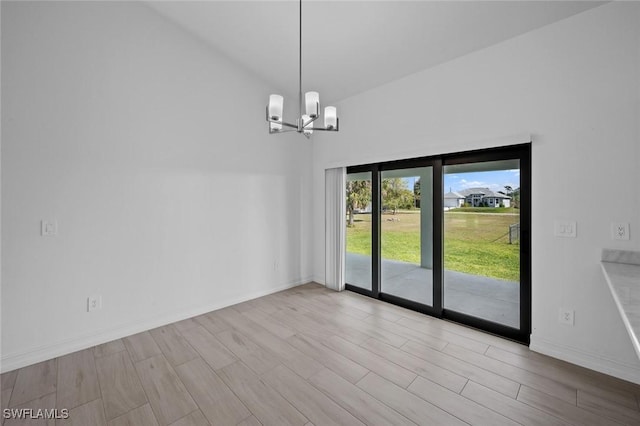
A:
[[601, 250, 640, 359]]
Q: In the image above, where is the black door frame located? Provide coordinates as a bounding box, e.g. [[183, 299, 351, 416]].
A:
[[345, 143, 531, 344]]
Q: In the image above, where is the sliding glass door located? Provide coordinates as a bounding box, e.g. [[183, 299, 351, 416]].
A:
[[345, 144, 530, 343], [380, 167, 434, 307], [443, 159, 521, 328], [345, 171, 373, 291]]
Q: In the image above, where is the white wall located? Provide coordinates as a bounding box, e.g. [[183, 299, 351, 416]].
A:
[[312, 2, 640, 382], [1, 1, 312, 371]]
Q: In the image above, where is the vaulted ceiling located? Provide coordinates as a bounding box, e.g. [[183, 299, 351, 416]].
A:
[[147, 1, 603, 104]]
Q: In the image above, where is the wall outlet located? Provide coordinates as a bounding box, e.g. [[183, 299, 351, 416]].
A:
[[612, 223, 630, 240], [87, 295, 102, 312], [41, 220, 58, 236], [559, 308, 574, 326], [554, 220, 577, 238]]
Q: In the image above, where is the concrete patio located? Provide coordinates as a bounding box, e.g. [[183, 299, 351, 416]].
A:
[[346, 252, 520, 328]]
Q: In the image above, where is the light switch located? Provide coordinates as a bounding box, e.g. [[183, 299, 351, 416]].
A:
[[554, 220, 576, 238], [41, 220, 58, 236]]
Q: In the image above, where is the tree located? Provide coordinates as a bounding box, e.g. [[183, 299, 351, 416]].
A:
[[346, 180, 371, 227], [503, 185, 521, 208], [382, 178, 415, 214], [413, 178, 421, 208], [511, 187, 521, 209]]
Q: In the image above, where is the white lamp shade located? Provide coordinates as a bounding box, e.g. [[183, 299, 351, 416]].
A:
[[302, 114, 313, 135], [324, 106, 337, 129], [268, 94, 284, 120], [305, 91, 319, 117]]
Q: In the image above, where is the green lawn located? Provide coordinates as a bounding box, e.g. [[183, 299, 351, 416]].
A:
[[346, 210, 520, 281], [452, 207, 518, 214]]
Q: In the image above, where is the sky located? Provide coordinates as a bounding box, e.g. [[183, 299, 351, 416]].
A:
[[444, 169, 520, 194], [402, 169, 520, 194]]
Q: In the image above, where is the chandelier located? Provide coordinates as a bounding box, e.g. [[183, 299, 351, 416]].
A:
[[266, 0, 339, 138]]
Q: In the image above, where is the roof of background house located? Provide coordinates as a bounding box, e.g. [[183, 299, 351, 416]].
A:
[[458, 188, 511, 199], [444, 191, 465, 199]]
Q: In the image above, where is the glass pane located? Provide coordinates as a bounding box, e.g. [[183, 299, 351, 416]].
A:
[[345, 172, 372, 290], [380, 167, 433, 306], [443, 160, 520, 327]]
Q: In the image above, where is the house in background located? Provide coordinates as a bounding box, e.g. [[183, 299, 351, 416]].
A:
[[443, 191, 465, 209], [458, 187, 512, 208]]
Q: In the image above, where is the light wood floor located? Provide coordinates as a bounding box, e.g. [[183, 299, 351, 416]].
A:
[[2, 283, 640, 426]]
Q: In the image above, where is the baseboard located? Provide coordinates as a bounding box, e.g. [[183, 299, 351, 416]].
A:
[[312, 276, 326, 286], [1, 277, 310, 373], [530, 334, 640, 385]]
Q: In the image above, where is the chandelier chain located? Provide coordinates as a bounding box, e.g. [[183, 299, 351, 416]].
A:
[[299, 0, 303, 120]]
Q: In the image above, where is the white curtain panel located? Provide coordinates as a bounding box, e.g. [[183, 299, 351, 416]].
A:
[[325, 167, 346, 291]]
